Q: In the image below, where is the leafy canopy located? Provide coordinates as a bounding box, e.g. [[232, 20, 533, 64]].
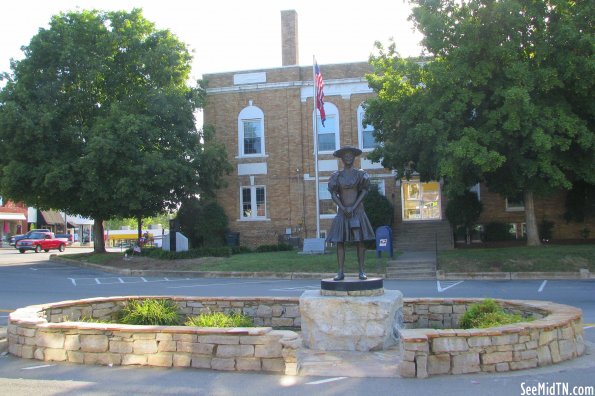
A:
[[367, 0, 593, 193], [0, 9, 231, 250], [365, 0, 594, 245]]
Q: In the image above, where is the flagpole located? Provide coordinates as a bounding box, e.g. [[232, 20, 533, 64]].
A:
[[312, 55, 321, 240]]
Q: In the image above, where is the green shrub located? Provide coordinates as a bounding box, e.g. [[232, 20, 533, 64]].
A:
[[142, 246, 231, 260], [459, 299, 526, 329], [185, 311, 254, 328], [231, 245, 253, 255], [446, 190, 483, 244], [117, 299, 181, 326], [363, 185, 394, 229], [177, 198, 229, 247], [483, 222, 516, 241], [255, 243, 293, 253], [539, 220, 555, 241]]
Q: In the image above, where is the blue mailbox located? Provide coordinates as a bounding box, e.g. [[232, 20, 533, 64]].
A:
[[375, 225, 393, 258]]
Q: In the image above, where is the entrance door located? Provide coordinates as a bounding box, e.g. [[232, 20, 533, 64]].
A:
[[401, 181, 442, 221]]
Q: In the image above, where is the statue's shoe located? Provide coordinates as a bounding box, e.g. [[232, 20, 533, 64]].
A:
[[333, 273, 345, 281]]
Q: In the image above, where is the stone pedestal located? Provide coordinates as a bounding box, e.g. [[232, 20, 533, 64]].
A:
[[299, 289, 403, 352]]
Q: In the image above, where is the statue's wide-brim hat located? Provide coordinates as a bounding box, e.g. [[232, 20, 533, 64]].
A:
[[333, 146, 362, 158]]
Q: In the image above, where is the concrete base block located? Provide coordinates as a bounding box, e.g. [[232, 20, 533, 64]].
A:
[[299, 289, 403, 351]]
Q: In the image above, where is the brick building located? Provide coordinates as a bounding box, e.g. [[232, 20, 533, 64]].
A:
[[204, 10, 593, 249]]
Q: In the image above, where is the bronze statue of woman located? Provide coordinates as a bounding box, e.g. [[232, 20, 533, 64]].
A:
[[326, 146, 375, 280]]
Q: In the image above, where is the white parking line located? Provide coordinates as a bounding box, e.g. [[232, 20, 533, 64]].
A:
[[168, 280, 276, 289], [437, 280, 463, 293], [270, 286, 319, 292], [538, 280, 547, 292], [68, 277, 194, 286], [22, 364, 56, 370], [306, 377, 347, 385]]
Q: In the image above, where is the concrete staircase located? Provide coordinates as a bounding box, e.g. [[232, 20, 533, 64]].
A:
[[386, 251, 437, 280], [393, 220, 453, 251]]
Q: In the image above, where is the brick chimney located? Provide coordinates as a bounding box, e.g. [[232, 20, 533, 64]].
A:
[[281, 10, 299, 66]]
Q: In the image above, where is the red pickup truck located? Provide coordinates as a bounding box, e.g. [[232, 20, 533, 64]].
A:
[[15, 231, 68, 254]]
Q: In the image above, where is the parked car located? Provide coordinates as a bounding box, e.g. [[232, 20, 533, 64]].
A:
[[9, 229, 51, 246], [15, 231, 68, 253], [55, 233, 74, 245]]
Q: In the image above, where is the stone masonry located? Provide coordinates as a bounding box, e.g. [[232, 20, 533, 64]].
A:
[[8, 296, 301, 375], [8, 296, 585, 378], [398, 298, 584, 378]]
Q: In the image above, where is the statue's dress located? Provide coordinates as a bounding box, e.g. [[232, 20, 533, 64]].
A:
[[325, 168, 375, 243]]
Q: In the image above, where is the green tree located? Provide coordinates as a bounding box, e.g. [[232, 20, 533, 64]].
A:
[[0, 9, 231, 252], [365, 0, 594, 246], [363, 185, 394, 231], [445, 190, 483, 244], [177, 198, 228, 248]]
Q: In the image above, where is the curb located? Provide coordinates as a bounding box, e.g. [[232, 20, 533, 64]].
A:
[[0, 326, 6, 354], [50, 256, 594, 281]]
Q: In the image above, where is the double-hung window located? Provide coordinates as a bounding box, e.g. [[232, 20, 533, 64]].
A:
[[241, 186, 266, 219], [357, 104, 379, 151], [238, 105, 265, 157], [242, 119, 262, 155], [315, 102, 339, 153]]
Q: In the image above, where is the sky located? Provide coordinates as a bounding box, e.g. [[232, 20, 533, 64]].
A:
[[0, 0, 424, 82]]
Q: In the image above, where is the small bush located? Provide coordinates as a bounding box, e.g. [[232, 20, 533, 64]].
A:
[[142, 246, 231, 260], [117, 299, 181, 326], [255, 243, 293, 253], [539, 220, 555, 241], [231, 245, 253, 255], [186, 311, 254, 328], [459, 299, 526, 329], [483, 222, 516, 241]]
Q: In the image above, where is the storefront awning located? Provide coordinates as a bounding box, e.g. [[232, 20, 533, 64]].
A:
[[0, 213, 26, 221], [41, 210, 65, 225], [66, 215, 94, 226]]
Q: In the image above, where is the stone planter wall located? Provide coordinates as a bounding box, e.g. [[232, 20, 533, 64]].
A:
[[8, 296, 301, 375], [8, 295, 585, 378], [399, 298, 585, 378]]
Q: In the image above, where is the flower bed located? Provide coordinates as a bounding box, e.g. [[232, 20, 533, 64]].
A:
[[8, 295, 585, 378], [8, 296, 301, 374], [399, 298, 585, 378]]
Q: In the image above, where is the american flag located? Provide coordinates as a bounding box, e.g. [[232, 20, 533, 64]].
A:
[[314, 61, 326, 127]]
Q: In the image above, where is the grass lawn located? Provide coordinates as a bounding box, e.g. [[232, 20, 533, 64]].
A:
[[438, 244, 594, 272], [64, 246, 392, 274], [64, 244, 594, 273], [198, 248, 391, 274]]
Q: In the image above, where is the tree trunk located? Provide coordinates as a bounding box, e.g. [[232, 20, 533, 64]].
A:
[[93, 218, 106, 253], [524, 190, 541, 246], [137, 216, 142, 243]]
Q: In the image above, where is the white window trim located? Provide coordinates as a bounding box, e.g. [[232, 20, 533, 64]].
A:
[[313, 102, 340, 154], [238, 105, 265, 158], [239, 185, 267, 221], [357, 103, 378, 152]]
